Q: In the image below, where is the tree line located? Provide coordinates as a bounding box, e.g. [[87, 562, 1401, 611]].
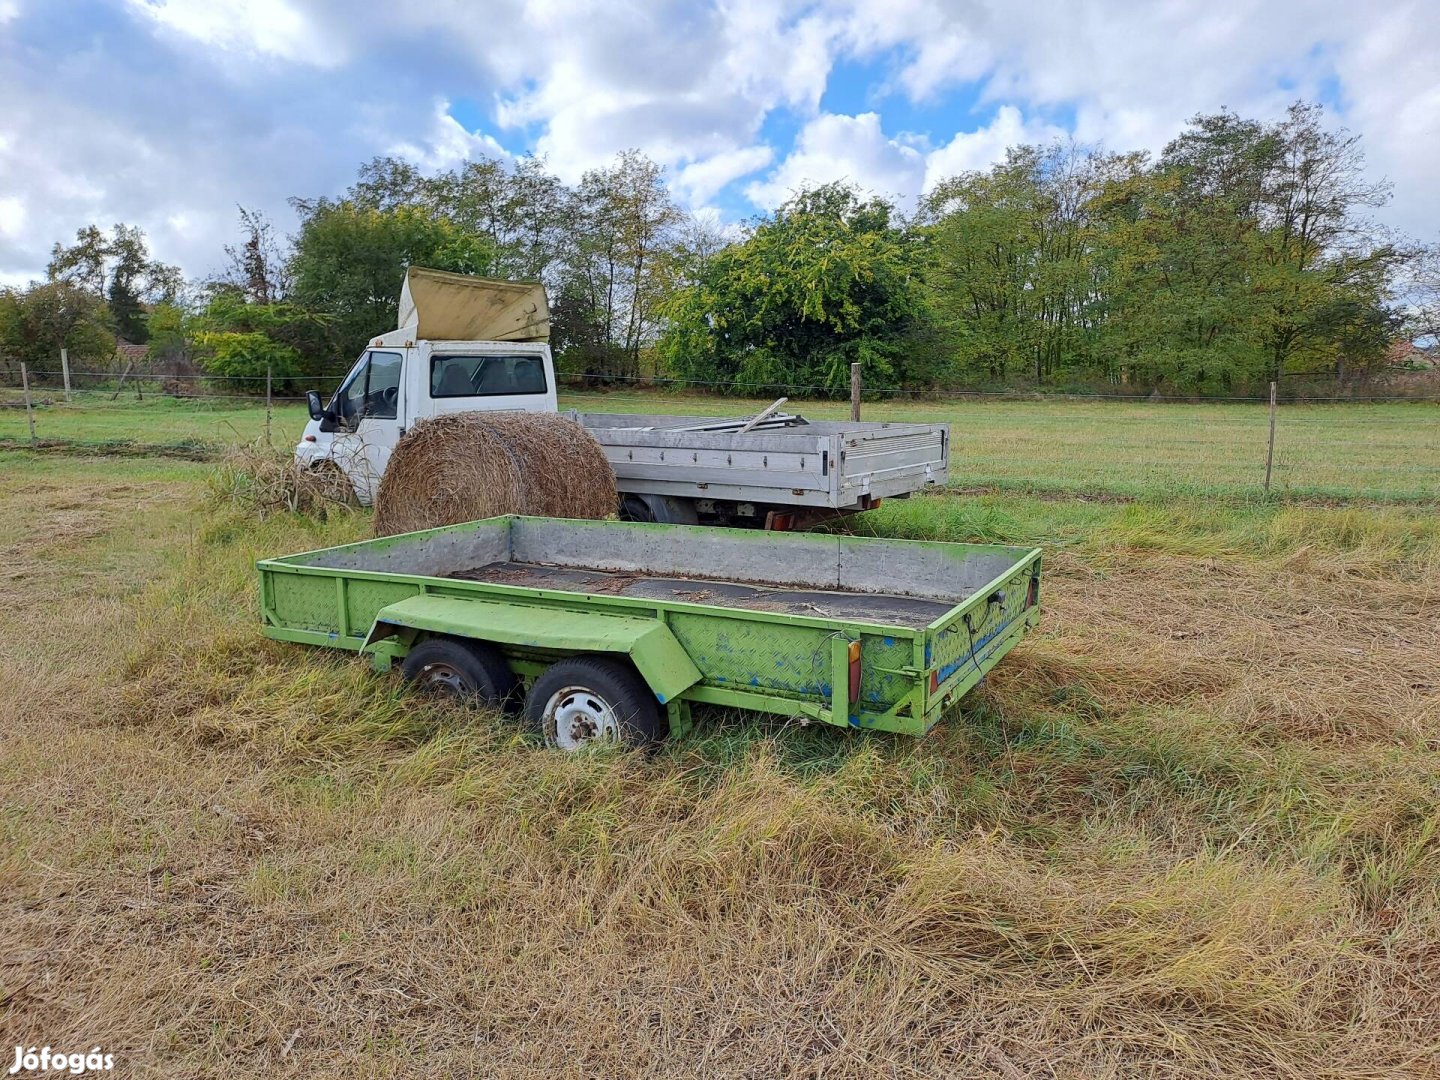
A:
[[2, 100, 1435, 398]]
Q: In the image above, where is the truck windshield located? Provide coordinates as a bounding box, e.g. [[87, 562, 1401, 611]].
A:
[[431, 354, 547, 398]]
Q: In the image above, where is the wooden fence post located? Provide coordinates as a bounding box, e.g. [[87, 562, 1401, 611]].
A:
[[850, 362, 862, 422], [21, 361, 37, 447], [265, 364, 273, 446], [60, 348, 72, 402], [1264, 381, 1277, 493], [110, 359, 135, 401]]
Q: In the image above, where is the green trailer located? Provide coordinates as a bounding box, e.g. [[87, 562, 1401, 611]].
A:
[[257, 516, 1042, 749]]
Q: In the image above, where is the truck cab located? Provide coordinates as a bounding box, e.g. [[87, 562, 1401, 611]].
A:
[[297, 269, 557, 504], [298, 335, 558, 504]]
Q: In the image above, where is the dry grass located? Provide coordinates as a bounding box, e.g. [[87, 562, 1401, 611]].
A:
[[373, 412, 616, 536], [1006, 548, 1440, 746], [2, 453, 1438, 1077], [210, 442, 358, 519]]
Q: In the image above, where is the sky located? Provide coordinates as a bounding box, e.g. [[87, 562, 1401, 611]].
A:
[[0, 0, 1437, 287]]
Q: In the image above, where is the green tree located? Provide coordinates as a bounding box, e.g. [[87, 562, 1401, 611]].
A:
[[1090, 166, 1270, 391], [188, 290, 331, 392], [287, 200, 498, 362], [0, 282, 115, 385], [196, 329, 303, 385], [216, 206, 291, 303], [347, 154, 570, 281], [554, 150, 687, 378], [922, 143, 1136, 386], [658, 182, 930, 393], [1159, 103, 1403, 385], [46, 223, 181, 343]]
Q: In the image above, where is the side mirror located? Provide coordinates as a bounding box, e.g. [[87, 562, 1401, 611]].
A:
[[306, 390, 325, 421]]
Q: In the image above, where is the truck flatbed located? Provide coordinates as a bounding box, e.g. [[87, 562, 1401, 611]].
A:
[[579, 413, 948, 515]]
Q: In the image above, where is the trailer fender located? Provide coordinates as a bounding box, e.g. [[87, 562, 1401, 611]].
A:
[[363, 595, 702, 704]]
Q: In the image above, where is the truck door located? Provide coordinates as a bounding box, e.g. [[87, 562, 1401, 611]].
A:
[[329, 348, 405, 504]]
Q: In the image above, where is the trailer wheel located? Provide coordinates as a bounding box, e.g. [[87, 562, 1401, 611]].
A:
[[401, 637, 519, 710], [525, 656, 665, 751]]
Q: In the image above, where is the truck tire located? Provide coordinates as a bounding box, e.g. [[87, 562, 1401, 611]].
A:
[[401, 637, 519, 710], [310, 460, 360, 506], [524, 656, 665, 750], [618, 493, 699, 525]]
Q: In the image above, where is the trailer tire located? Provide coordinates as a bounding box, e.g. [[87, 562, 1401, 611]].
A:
[[401, 637, 519, 710], [525, 656, 665, 751]]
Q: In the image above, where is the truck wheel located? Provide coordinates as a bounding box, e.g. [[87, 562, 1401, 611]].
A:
[[524, 656, 665, 750], [401, 637, 518, 710], [619, 493, 699, 525]]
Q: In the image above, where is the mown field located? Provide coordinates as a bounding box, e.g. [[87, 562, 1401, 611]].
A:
[[3, 387, 1437, 500], [2, 397, 1438, 1077]]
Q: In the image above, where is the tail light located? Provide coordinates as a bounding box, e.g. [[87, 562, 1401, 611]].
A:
[[848, 639, 862, 704]]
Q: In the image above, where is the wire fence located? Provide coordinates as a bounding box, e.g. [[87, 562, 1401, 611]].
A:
[[7, 362, 1440, 405], [3, 361, 1436, 502]]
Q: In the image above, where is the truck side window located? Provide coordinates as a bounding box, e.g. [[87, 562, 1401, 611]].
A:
[[431, 355, 547, 398], [337, 350, 402, 425]]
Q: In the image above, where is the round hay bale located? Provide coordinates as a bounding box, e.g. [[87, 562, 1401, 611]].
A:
[[372, 411, 617, 536]]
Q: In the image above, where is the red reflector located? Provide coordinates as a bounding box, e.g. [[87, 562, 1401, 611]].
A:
[[303, 434, 317, 442], [1027, 574, 1039, 608], [929, 670, 939, 693]]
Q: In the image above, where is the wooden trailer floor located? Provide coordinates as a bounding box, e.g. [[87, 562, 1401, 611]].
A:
[[444, 562, 956, 630]]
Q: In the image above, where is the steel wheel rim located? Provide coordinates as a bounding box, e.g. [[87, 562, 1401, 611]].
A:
[[419, 661, 471, 698], [543, 685, 620, 750]]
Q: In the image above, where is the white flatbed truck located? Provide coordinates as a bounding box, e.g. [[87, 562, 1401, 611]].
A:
[[297, 267, 949, 528]]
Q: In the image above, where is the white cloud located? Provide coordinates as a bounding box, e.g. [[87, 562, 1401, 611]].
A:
[[389, 101, 511, 172], [832, 0, 1440, 236], [1, 0, 1437, 287], [0, 196, 25, 238], [748, 106, 1067, 211], [477, 0, 836, 185], [123, 0, 341, 67], [674, 145, 774, 205], [1328, 18, 1440, 241], [0, 30, 358, 283], [923, 106, 1066, 192], [746, 112, 925, 208]]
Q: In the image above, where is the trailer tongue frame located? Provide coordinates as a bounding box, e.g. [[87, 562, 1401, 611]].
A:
[[257, 516, 1042, 742]]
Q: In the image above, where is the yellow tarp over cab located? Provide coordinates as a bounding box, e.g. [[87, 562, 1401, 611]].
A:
[[397, 266, 550, 342]]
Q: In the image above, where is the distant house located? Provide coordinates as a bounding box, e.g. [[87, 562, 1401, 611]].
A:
[[114, 340, 150, 370], [1387, 340, 1437, 369]]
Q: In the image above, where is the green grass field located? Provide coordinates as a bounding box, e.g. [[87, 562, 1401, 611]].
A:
[[2, 391, 1438, 1075], [3, 387, 1436, 500]]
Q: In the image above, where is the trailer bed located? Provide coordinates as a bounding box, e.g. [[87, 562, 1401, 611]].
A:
[[444, 562, 954, 630]]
